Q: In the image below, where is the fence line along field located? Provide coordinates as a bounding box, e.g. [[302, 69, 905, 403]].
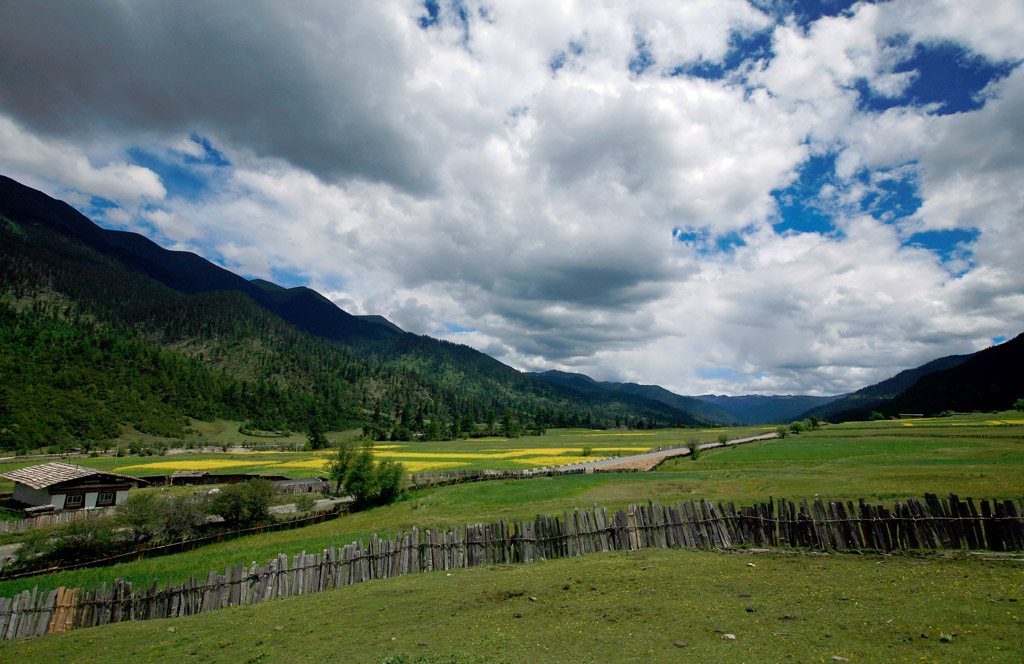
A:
[[2, 492, 1022, 642]]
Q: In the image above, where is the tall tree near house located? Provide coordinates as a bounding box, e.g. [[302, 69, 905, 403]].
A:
[[325, 438, 359, 494]]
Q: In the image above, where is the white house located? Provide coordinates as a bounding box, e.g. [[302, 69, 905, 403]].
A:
[[0, 462, 142, 510]]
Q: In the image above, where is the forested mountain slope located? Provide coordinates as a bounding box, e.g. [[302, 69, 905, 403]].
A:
[[0, 175, 711, 450], [799, 353, 972, 421]]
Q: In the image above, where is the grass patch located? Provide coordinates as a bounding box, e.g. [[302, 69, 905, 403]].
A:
[[1, 548, 1020, 663]]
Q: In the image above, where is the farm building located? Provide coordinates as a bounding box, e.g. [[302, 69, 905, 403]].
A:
[[0, 462, 143, 511]]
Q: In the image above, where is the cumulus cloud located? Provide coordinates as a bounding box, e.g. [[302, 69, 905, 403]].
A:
[[0, 0, 1022, 396], [0, 116, 165, 203]]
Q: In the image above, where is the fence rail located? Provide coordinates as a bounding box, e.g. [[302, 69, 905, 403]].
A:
[[0, 507, 117, 535], [408, 466, 585, 489], [1, 492, 1022, 641], [0, 507, 345, 582]]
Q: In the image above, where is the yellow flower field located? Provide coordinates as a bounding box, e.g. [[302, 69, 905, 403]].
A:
[[118, 459, 274, 471]]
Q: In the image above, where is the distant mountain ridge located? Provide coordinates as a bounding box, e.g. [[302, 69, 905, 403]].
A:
[[528, 371, 739, 426], [694, 393, 843, 425]]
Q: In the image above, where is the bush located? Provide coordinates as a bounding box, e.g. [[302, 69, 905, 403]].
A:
[[294, 493, 317, 513], [209, 479, 276, 528], [868, 411, 885, 421], [582, 446, 593, 457], [116, 492, 166, 544], [161, 494, 207, 542], [342, 443, 406, 510], [15, 516, 125, 570], [775, 425, 787, 439]]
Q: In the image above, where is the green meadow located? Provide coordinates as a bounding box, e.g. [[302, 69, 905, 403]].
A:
[[1, 413, 1022, 661], [1, 547, 1021, 663], [0, 414, 1021, 595], [0, 425, 768, 488]]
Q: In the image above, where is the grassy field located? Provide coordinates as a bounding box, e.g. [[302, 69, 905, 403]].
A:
[[1, 548, 1021, 663], [0, 426, 769, 490], [0, 413, 1020, 597], [0, 414, 1021, 660]]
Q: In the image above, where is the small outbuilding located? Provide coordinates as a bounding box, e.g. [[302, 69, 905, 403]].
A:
[[0, 462, 143, 511]]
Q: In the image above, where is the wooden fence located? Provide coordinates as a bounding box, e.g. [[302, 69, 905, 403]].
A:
[[408, 466, 585, 489], [1, 492, 1022, 641], [0, 507, 345, 582], [0, 507, 117, 535]]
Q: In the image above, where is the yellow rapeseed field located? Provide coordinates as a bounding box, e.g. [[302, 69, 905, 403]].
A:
[[118, 459, 274, 471]]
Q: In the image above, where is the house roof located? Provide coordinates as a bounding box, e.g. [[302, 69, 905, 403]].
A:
[[0, 462, 140, 490]]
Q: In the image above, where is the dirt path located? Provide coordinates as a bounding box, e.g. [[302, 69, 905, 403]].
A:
[[549, 433, 779, 473]]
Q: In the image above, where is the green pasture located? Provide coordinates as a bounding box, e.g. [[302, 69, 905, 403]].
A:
[[657, 413, 1024, 500], [2, 547, 1021, 664], [1, 413, 1022, 597], [0, 426, 769, 491]]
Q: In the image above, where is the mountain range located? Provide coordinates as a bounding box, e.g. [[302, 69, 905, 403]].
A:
[[0, 173, 1020, 451]]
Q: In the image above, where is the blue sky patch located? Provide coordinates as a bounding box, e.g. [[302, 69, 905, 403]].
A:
[[629, 32, 655, 76], [549, 40, 584, 74], [185, 133, 230, 167], [672, 227, 746, 254], [772, 153, 838, 234], [418, 0, 440, 28], [418, 0, 470, 44], [857, 42, 1019, 115], [716, 231, 745, 253], [906, 228, 978, 264], [696, 366, 736, 379], [127, 147, 211, 200], [859, 166, 922, 222], [754, 0, 864, 29], [992, 335, 1007, 345], [434, 322, 476, 335], [671, 28, 774, 81]]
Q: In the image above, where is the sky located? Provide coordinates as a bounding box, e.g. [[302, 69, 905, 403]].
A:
[[1, 0, 1022, 397]]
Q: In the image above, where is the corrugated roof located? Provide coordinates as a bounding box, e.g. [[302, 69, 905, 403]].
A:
[[0, 462, 139, 490]]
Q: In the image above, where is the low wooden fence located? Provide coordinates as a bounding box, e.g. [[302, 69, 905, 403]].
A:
[[408, 466, 585, 489], [0, 507, 345, 582], [0, 507, 117, 535], [2, 492, 1022, 641]]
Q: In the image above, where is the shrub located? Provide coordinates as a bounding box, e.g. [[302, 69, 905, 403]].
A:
[[161, 494, 207, 542], [15, 516, 125, 570], [209, 479, 276, 528], [342, 443, 406, 510], [294, 493, 317, 513], [116, 492, 166, 544]]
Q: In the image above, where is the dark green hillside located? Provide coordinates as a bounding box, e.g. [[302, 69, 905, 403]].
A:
[[799, 352, 971, 422], [883, 332, 1024, 415], [800, 335, 1023, 422], [0, 174, 705, 448]]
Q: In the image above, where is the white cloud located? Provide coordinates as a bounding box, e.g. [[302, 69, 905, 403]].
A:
[[0, 116, 165, 203], [1, 0, 1022, 396]]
